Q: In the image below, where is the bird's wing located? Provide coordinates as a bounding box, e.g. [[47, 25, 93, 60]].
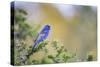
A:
[[36, 33, 46, 41], [32, 33, 45, 49]]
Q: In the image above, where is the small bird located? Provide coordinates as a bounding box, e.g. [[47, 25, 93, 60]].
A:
[[32, 25, 50, 52]]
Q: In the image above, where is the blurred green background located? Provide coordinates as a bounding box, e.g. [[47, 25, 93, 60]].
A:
[[13, 1, 97, 65]]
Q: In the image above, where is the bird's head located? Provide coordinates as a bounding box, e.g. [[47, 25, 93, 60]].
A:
[[40, 24, 51, 33], [45, 24, 50, 30]]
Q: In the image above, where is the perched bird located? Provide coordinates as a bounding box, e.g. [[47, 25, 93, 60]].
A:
[[32, 25, 50, 52]]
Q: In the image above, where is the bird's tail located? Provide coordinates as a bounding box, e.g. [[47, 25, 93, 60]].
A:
[[32, 41, 38, 52], [26, 42, 37, 58], [26, 34, 39, 58]]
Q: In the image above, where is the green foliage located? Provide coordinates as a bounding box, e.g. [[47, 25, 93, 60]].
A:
[[30, 40, 75, 64], [41, 57, 54, 64], [13, 8, 40, 65], [87, 55, 93, 61]]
